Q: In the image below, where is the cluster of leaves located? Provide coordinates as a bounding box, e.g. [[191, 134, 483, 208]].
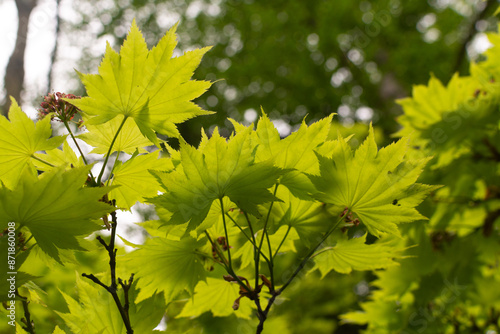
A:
[[342, 24, 500, 333], [0, 21, 434, 333]]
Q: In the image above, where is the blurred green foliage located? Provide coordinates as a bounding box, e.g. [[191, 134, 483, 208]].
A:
[[1, 1, 498, 333], [70, 0, 497, 144]]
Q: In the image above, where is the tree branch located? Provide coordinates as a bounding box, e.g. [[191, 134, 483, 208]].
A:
[[82, 207, 134, 334], [17, 290, 35, 334]]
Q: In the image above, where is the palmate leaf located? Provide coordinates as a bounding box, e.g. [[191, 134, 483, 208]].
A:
[[108, 150, 173, 209], [310, 127, 436, 237], [78, 115, 155, 154], [0, 99, 65, 188], [312, 234, 403, 276], [68, 20, 213, 144], [252, 113, 333, 199], [268, 185, 331, 244], [177, 277, 255, 319], [33, 140, 84, 172], [150, 127, 283, 233], [123, 236, 206, 303], [0, 166, 113, 262], [57, 275, 165, 334]]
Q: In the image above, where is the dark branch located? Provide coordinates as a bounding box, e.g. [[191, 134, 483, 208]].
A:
[[18, 290, 35, 334], [81, 207, 134, 334]]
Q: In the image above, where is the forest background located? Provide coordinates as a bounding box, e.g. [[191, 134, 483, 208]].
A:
[[0, 0, 499, 333]]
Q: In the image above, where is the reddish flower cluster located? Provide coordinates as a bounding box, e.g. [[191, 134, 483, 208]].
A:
[[37, 92, 81, 122]]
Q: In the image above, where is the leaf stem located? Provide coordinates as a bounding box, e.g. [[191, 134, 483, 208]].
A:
[[226, 213, 271, 265], [63, 119, 96, 184], [219, 198, 233, 268], [255, 184, 279, 291], [278, 210, 348, 294], [31, 155, 55, 167], [106, 151, 121, 187], [97, 116, 127, 185], [205, 230, 250, 293], [273, 224, 292, 259], [204, 230, 228, 268]]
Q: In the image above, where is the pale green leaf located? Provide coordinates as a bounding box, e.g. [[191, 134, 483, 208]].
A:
[[78, 115, 155, 154], [0, 166, 113, 262], [150, 127, 282, 233], [52, 326, 67, 334], [310, 127, 435, 237], [312, 234, 402, 276], [57, 275, 125, 334], [124, 236, 206, 303], [253, 113, 333, 199], [57, 274, 165, 334], [33, 140, 84, 172], [177, 277, 254, 319], [109, 150, 173, 209], [68, 21, 212, 143], [0, 98, 65, 188]]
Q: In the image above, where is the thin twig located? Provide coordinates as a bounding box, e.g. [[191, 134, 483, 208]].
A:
[[82, 206, 134, 334], [97, 116, 127, 184], [17, 290, 35, 334], [254, 210, 349, 333]]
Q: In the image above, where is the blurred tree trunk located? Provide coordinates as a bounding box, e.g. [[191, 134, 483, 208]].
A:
[[2, 0, 38, 117], [46, 0, 60, 95]]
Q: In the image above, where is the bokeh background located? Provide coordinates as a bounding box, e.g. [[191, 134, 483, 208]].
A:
[[1, 0, 498, 143], [0, 0, 498, 333]]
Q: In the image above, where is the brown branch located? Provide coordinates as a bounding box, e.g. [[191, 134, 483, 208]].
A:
[[82, 208, 134, 334], [17, 290, 35, 334]]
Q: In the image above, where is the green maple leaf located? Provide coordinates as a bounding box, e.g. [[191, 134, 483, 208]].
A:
[[68, 21, 213, 144], [150, 127, 283, 233], [252, 113, 333, 199], [124, 236, 206, 303], [78, 115, 155, 154], [57, 275, 165, 334], [268, 186, 331, 244], [177, 277, 255, 319], [0, 98, 65, 188], [312, 234, 403, 276], [310, 127, 436, 237], [33, 140, 84, 172], [108, 150, 173, 209], [0, 166, 113, 262], [52, 326, 66, 334]]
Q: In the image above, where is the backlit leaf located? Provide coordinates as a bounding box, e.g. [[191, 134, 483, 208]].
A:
[[68, 21, 212, 144], [0, 166, 113, 262], [310, 127, 436, 237], [0, 99, 65, 188], [109, 150, 173, 209], [124, 236, 206, 303], [312, 234, 403, 276], [177, 277, 254, 319]]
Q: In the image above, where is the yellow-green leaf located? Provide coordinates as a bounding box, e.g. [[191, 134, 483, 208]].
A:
[[0, 99, 65, 188]]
